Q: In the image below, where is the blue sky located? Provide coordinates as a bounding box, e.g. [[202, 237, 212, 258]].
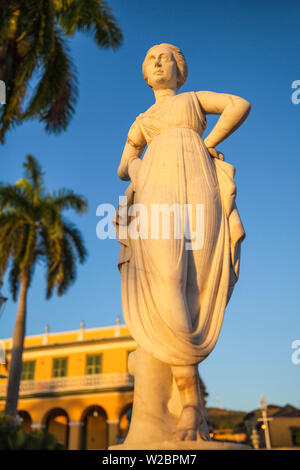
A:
[[1, 0, 300, 412]]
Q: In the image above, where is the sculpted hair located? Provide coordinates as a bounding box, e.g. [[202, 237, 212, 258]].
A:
[[142, 43, 188, 91]]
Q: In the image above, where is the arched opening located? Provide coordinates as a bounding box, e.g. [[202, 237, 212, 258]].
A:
[[44, 408, 69, 448], [118, 403, 133, 442], [81, 405, 108, 450], [18, 410, 32, 433]]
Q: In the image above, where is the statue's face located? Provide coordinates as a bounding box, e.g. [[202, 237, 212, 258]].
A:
[[144, 46, 178, 91]]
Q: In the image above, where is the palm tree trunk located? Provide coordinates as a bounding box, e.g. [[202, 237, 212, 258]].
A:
[[5, 276, 29, 418]]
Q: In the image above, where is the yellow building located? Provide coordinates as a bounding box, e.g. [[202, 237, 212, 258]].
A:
[[268, 405, 300, 448], [0, 320, 136, 449]]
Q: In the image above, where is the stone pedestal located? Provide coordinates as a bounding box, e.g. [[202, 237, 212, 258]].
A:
[[109, 348, 251, 450]]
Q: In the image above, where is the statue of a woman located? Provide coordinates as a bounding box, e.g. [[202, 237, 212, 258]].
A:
[[114, 43, 250, 447]]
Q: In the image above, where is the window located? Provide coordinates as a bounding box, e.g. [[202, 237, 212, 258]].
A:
[[291, 427, 300, 446], [21, 361, 35, 381], [85, 354, 102, 375], [52, 357, 68, 377]]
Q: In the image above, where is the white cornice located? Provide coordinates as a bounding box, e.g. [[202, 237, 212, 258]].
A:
[[0, 324, 128, 342]]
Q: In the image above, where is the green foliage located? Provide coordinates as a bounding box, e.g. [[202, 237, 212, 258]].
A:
[[207, 408, 247, 431], [0, 0, 123, 143], [0, 413, 64, 450], [0, 153, 88, 299]]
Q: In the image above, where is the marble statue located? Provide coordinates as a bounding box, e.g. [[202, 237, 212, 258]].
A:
[[112, 43, 251, 449]]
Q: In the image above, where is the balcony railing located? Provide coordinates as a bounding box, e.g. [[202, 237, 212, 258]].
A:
[[0, 373, 134, 396]]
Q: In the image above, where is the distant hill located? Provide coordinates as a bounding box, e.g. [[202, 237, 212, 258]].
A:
[[207, 407, 247, 431]]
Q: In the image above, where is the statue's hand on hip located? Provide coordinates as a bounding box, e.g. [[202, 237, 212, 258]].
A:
[[128, 158, 142, 191], [204, 145, 225, 161]]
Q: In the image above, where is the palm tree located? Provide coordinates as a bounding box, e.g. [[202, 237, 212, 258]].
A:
[[0, 154, 88, 417], [0, 0, 123, 143]]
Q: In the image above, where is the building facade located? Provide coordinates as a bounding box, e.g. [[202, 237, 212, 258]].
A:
[[0, 321, 135, 449], [268, 405, 300, 448]]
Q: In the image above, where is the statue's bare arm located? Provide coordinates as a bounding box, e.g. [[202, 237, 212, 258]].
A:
[[196, 91, 251, 150], [117, 121, 147, 181]]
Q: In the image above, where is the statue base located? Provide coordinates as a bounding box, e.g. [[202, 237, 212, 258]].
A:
[[110, 348, 251, 451], [109, 440, 251, 450]]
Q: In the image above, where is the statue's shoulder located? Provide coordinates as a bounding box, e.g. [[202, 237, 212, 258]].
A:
[[135, 103, 156, 122], [177, 90, 197, 98]]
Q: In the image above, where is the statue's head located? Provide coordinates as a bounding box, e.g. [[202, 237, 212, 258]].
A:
[[142, 43, 188, 92]]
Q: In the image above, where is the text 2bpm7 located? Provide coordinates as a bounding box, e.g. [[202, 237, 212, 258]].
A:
[[101, 454, 197, 466]]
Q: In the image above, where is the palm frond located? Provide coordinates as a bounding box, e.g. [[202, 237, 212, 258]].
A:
[[0, 0, 122, 142], [0, 213, 23, 277], [24, 29, 78, 133], [15, 178, 33, 200], [22, 154, 44, 201], [62, 219, 87, 263], [51, 189, 88, 214], [4, 222, 33, 299], [57, 0, 123, 49], [0, 185, 31, 214], [19, 226, 37, 275], [45, 232, 76, 298], [9, 262, 21, 301], [0, 43, 27, 143], [57, 233, 76, 296], [0, 1, 57, 141], [0, 3, 16, 39]]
